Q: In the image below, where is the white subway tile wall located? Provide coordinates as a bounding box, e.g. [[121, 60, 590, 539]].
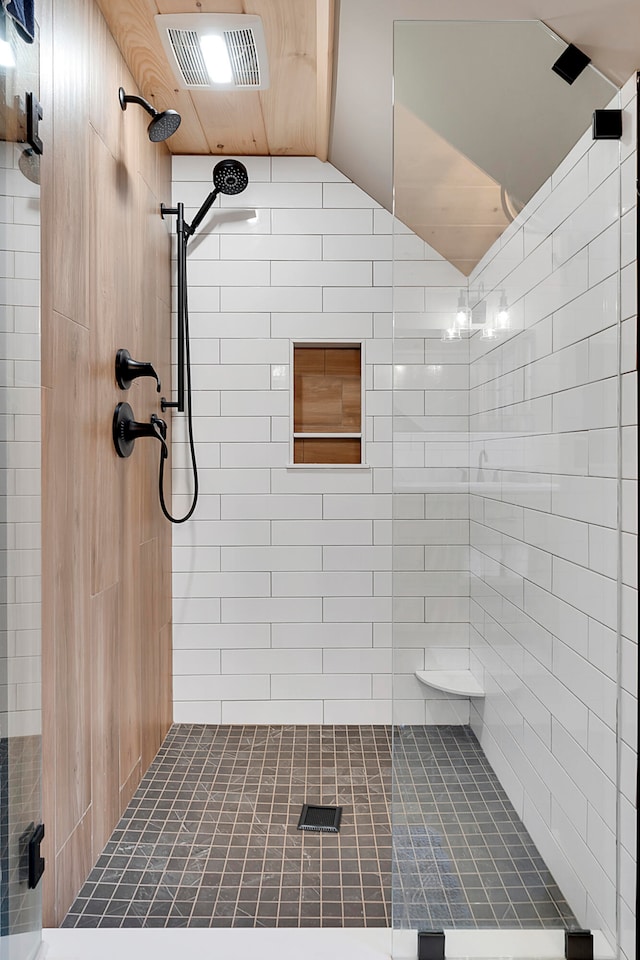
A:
[[171, 156, 471, 727], [172, 157, 412, 726], [0, 141, 41, 739], [466, 78, 637, 959]]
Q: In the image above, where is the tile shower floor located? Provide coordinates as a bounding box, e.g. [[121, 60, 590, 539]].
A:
[[393, 726, 575, 929], [62, 724, 576, 930]]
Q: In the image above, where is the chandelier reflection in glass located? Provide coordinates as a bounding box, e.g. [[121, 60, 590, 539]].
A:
[[442, 286, 510, 342]]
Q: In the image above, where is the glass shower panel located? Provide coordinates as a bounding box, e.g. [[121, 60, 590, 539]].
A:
[[1, 6, 43, 959], [392, 21, 623, 958]]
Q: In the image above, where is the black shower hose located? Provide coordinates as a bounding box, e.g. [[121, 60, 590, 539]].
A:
[[157, 233, 199, 524]]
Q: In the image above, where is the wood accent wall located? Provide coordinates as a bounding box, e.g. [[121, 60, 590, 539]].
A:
[[40, 0, 173, 925]]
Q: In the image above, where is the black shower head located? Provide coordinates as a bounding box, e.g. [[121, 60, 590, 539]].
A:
[[186, 159, 250, 238], [212, 159, 249, 196], [118, 87, 182, 143], [148, 109, 182, 142]]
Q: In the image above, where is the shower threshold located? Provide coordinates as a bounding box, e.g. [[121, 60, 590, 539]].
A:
[[43, 927, 616, 960]]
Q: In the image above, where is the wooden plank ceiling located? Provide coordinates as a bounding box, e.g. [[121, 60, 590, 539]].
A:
[[95, 0, 334, 159]]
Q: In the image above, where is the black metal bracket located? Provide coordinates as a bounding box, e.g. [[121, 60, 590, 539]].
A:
[[565, 929, 594, 960], [26, 92, 43, 155], [417, 931, 445, 960], [592, 109, 623, 140], [27, 823, 45, 889], [552, 43, 591, 85]]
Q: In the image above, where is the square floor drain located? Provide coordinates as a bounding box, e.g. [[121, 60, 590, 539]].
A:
[[297, 803, 342, 833]]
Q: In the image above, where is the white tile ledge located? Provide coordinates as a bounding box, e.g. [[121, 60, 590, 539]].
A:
[[415, 670, 485, 698], [286, 463, 371, 470]]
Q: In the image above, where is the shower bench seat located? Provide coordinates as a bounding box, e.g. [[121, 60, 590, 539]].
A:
[[415, 670, 485, 698]]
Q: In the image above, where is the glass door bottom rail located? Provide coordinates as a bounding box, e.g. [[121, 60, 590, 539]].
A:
[[61, 724, 575, 930]]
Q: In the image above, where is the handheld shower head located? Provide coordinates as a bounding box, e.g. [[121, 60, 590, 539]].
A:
[[186, 159, 250, 238], [212, 158, 249, 196], [118, 87, 182, 143]]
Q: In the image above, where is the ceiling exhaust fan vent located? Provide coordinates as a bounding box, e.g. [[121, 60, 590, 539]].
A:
[[224, 28, 261, 86], [167, 29, 210, 87], [156, 14, 270, 90]]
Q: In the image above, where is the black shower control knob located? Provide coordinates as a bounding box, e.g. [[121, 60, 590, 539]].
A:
[[113, 402, 135, 458]]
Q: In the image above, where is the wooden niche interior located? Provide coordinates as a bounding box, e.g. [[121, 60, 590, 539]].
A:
[[293, 344, 362, 464]]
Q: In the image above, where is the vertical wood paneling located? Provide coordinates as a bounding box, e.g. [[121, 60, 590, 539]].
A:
[[41, 0, 173, 926], [53, 811, 93, 923], [46, 313, 92, 851], [88, 0, 124, 159], [117, 407, 143, 789], [89, 130, 123, 596], [90, 584, 121, 859], [140, 537, 162, 770], [50, 0, 90, 324], [119, 759, 143, 815]]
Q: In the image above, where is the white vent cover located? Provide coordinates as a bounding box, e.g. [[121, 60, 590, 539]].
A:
[[155, 14, 270, 90]]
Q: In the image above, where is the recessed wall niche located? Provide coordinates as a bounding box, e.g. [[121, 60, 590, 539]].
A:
[[293, 343, 362, 464]]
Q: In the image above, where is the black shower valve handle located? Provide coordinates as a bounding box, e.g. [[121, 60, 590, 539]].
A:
[[151, 414, 169, 459], [151, 413, 167, 440], [113, 403, 167, 459], [115, 348, 161, 393]]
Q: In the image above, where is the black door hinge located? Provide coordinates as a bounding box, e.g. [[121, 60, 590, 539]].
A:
[[27, 822, 45, 889], [26, 92, 43, 155]]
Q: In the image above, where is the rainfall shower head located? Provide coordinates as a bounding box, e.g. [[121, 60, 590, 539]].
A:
[[212, 158, 249, 196], [118, 87, 182, 142], [148, 109, 182, 142]]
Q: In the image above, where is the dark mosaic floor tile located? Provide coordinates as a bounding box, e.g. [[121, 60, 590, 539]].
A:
[[63, 723, 574, 931], [391, 726, 577, 930]]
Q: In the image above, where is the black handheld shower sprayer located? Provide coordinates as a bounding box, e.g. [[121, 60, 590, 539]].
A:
[[185, 159, 250, 237], [160, 158, 249, 414], [155, 158, 249, 524]]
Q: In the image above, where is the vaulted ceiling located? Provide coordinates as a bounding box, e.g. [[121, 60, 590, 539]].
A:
[[100, 0, 640, 271]]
